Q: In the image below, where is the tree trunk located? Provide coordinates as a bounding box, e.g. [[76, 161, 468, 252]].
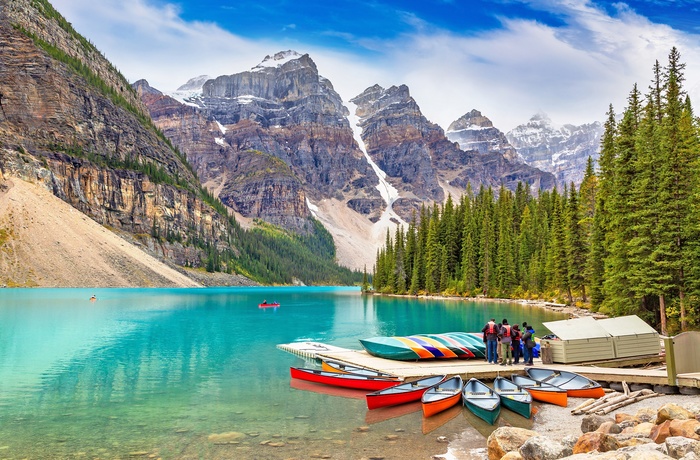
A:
[[679, 267, 687, 332], [659, 294, 668, 335]]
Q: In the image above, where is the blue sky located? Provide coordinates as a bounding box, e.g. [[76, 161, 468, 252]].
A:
[[51, 0, 700, 131]]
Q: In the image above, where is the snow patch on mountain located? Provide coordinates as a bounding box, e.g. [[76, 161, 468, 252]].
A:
[[346, 101, 406, 232]]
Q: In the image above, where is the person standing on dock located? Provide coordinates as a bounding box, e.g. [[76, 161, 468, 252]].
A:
[[481, 318, 500, 364], [499, 319, 514, 365], [522, 324, 535, 365], [512, 324, 522, 364]]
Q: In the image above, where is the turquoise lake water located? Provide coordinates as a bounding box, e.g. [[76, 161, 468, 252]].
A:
[[0, 287, 566, 459]]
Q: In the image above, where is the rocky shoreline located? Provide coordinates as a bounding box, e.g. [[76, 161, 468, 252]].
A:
[[477, 398, 700, 460]]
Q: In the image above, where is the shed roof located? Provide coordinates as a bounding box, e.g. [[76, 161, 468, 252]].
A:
[[543, 316, 611, 340], [597, 315, 659, 337]]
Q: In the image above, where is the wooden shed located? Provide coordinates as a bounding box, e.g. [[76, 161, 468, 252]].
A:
[[541, 316, 615, 364], [597, 315, 660, 359]]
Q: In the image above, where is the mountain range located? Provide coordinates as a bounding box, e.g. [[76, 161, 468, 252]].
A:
[[0, 0, 603, 285]]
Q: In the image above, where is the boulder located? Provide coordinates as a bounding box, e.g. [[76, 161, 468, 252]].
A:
[[617, 437, 656, 448], [658, 404, 696, 424], [519, 435, 572, 460], [597, 421, 623, 435], [616, 413, 639, 425], [680, 452, 700, 460], [665, 436, 700, 459], [559, 452, 629, 459], [573, 432, 620, 454], [582, 414, 615, 433], [501, 452, 524, 460], [651, 421, 674, 444], [207, 431, 245, 444], [669, 420, 700, 440], [487, 427, 538, 460], [634, 422, 656, 435], [637, 408, 659, 424]]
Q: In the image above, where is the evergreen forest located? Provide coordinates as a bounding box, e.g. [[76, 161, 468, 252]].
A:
[[371, 48, 700, 335]]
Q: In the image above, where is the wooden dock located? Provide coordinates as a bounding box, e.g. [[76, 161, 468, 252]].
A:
[[279, 342, 700, 391]]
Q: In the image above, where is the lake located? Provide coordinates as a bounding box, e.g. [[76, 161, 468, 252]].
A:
[[0, 287, 566, 459]]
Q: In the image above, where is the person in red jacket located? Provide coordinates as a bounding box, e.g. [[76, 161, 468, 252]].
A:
[[499, 319, 515, 365], [481, 318, 500, 364]]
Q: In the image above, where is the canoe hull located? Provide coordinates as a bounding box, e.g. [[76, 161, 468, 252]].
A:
[[525, 367, 605, 398], [290, 367, 399, 391], [493, 377, 532, 418], [511, 374, 568, 407], [360, 332, 486, 361], [321, 360, 399, 380], [422, 375, 463, 417], [366, 375, 445, 410], [462, 378, 501, 425], [526, 387, 568, 407]]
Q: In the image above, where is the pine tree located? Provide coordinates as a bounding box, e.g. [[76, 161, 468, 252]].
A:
[[567, 182, 587, 302], [652, 47, 690, 334], [589, 105, 617, 309]]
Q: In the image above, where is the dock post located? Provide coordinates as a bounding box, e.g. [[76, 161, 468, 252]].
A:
[[664, 336, 677, 386]]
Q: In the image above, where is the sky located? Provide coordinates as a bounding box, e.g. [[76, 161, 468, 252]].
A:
[[50, 0, 700, 132]]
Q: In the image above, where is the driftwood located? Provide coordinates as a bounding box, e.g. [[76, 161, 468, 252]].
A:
[[571, 398, 597, 414], [594, 390, 658, 415], [572, 391, 626, 415], [571, 381, 659, 416]]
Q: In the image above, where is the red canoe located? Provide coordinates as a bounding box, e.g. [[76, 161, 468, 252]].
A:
[[366, 375, 446, 410], [290, 367, 399, 391]]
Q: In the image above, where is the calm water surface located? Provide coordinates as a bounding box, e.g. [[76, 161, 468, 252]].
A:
[[0, 287, 566, 459]]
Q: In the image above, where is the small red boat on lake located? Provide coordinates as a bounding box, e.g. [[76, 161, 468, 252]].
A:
[[290, 367, 399, 391], [258, 301, 280, 308], [366, 374, 446, 410]]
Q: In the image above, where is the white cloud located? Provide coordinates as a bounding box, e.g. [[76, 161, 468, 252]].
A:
[[51, 0, 700, 132]]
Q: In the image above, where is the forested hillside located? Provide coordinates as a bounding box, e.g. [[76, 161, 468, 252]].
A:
[[371, 48, 699, 335]]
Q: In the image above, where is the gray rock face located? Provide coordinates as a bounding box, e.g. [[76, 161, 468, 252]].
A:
[[506, 113, 603, 186], [200, 51, 350, 128], [352, 85, 555, 220], [447, 109, 520, 162], [140, 52, 384, 233]]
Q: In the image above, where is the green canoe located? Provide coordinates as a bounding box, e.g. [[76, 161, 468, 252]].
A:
[[493, 376, 532, 418], [462, 378, 500, 425]]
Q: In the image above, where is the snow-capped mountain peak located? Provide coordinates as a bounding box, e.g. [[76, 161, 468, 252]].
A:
[[253, 50, 304, 70]]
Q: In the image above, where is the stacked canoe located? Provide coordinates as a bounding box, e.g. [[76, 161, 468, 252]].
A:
[[359, 332, 486, 361]]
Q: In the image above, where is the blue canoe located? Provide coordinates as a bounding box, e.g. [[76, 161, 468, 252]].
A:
[[359, 332, 486, 361]]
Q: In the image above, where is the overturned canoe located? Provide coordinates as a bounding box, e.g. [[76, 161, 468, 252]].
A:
[[493, 376, 532, 418], [359, 332, 486, 361], [525, 367, 605, 398], [422, 375, 463, 417], [511, 374, 568, 407], [462, 378, 500, 425]]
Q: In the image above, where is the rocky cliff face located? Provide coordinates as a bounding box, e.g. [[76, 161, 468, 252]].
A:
[[140, 51, 384, 234], [352, 85, 556, 219], [0, 0, 233, 269], [506, 113, 603, 186], [446, 110, 520, 162]]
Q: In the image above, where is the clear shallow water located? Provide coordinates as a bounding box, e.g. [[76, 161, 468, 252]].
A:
[[0, 287, 566, 459]]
